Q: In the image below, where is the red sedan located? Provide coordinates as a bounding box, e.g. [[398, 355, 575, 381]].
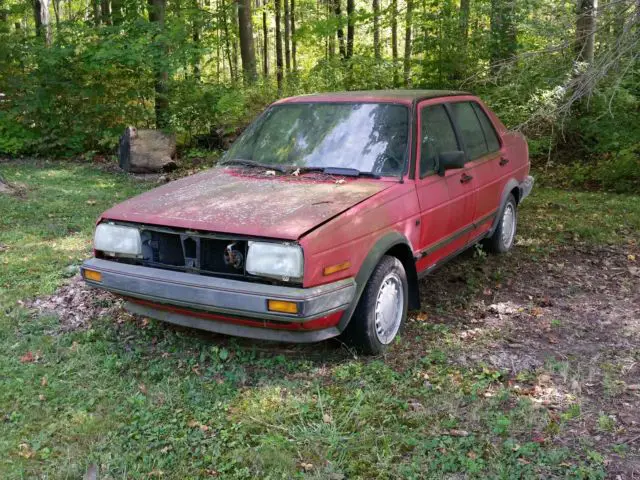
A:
[[82, 90, 533, 354]]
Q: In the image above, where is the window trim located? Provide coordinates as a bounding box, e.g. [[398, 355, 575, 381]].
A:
[[447, 100, 500, 162], [471, 102, 502, 154], [418, 103, 462, 179]]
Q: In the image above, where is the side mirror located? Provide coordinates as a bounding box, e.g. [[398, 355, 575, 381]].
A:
[[438, 151, 466, 176]]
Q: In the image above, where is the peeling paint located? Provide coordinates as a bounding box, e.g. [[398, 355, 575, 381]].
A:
[[100, 167, 391, 240]]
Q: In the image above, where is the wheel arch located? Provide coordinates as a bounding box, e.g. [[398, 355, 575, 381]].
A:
[[337, 231, 420, 332], [489, 178, 520, 236]]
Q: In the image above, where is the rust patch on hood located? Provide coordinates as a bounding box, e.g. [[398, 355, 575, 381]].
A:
[[100, 168, 391, 239]]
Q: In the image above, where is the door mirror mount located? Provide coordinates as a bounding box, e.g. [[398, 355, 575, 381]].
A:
[[437, 151, 466, 176]]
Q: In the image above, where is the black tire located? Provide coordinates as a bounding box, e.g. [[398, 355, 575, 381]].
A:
[[341, 255, 409, 355], [484, 194, 518, 254]]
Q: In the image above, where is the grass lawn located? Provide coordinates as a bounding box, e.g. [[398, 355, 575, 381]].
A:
[[1, 160, 638, 478]]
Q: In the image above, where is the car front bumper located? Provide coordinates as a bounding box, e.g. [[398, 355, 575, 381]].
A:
[[81, 258, 356, 342]]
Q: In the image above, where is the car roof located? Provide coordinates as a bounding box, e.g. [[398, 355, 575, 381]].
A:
[[276, 89, 472, 106]]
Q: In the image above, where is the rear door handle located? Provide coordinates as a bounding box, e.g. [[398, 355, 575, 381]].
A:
[[499, 157, 509, 166], [460, 173, 473, 184]]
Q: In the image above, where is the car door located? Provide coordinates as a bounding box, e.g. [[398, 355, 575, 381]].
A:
[[414, 101, 477, 273], [448, 100, 504, 240]]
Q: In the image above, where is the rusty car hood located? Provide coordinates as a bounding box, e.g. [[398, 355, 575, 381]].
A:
[[100, 167, 391, 239]]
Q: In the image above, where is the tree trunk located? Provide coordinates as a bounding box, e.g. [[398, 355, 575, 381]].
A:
[[231, 0, 239, 82], [238, 0, 258, 83], [92, 0, 100, 25], [262, 0, 269, 76], [284, 0, 291, 71], [391, 0, 398, 84], [101, 0, 111, 25], [222, 1, 236, 82], [334, 0, 346, 58], [452, 0, 470, 81], [490, 0, 517, 72], [575, 0, 596, 62], [192, 0, 202, 81], [111, 0, 124, 24], [33, 0, 52, 46], [403, 0, 412, 86], [275, 0, 283, 92], [372, 0, 380, 59], [290, 0, 296, 69], [148, 0, 169, 129], [346, 0, 354, 58]]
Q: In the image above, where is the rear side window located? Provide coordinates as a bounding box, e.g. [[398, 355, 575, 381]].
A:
[[449, 102, 488, 160], [472, 103, 500, 153], [420, 104, 459, 177]]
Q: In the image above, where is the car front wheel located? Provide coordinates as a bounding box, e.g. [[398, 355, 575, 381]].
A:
[[485, 194, 518, 253], [342, 255, 408, 355]]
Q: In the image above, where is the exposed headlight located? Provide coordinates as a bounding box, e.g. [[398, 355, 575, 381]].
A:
[[94, 223, 142, 257], [246, 241, 303, 281]]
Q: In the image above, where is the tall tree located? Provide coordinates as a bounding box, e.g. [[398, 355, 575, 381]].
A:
[[391, 0, 398, 84], [284, 0, 291, 71], [345, 0, 354, 58], [334, 0, 346, 58], [192, 0, 203, 80], [290, 0, 296, 69], [238, 0, 258, 83], [452, 0, 471, 81], [33, 0, 52, 46], [101, 0, 111, 25], [111, 0, 124, 24], [275, 0, 283, 91], [372, 0, 380, 59], [575, 0, 596, 62], [148, 0, 169, 128], [262, 0, 268, 76], [403, 0, 413, 86], [490, 0, 517, 71]]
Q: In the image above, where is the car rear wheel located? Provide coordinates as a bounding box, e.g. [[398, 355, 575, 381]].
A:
[[342, 255, 408, 355], [485, 194, 517, 253]]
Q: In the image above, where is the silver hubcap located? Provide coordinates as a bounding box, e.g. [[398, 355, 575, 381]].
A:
[[374, 272, 404, 344], [501, 203, 516, 248]]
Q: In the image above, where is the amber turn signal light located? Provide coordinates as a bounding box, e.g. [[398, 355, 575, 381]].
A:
[[83, 269, 102, 282], [323, 261, 351, 276], [267, 299, 299, 314]]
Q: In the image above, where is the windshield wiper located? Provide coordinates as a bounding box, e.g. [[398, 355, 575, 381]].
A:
[[221, 159, 288, 173], [321, 167, 381, 179]]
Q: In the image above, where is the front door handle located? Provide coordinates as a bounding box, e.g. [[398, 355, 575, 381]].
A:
[[499, 157, 509, 166], [460, 173, 473, 184]]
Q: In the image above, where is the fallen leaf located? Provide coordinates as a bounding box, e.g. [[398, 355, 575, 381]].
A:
[[139, 383, 147, 395], [86, 200, 97, 205], [335, 179, 346, 184], [39, 394, 46, 402], [265, 170, 276, 176], [448, 429, 469, 437], [20, 351, 35, 363], [200, 424, 210, 432], [291, 168, 300, 176], [628, 254, 636, 262], [626, 384, 640, 391], [18, 443, 35, 458], [300, 462, 313, 472], [467, 451, 478, 459], [323, 413, 333, 424], [41, 376, 48, 387]]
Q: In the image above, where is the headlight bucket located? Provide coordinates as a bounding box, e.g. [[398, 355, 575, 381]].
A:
[[246, 241, 303, 282], [94, 223, 142, 257]]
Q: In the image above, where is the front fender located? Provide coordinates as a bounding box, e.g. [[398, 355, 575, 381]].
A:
[[337, 231, 414, 331]]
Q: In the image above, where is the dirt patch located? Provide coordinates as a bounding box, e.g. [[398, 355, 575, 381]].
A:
[[24, 274, 125, 331], [411, 243, 640, 477]]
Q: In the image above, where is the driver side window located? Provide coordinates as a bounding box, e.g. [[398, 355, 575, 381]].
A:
[[420, 104, 459, 177]]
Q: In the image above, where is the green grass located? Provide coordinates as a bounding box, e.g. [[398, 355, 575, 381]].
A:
[[2, 160, 634, 478]]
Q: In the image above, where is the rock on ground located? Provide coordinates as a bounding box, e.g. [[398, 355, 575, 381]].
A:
[[119, 126, 177, 173]]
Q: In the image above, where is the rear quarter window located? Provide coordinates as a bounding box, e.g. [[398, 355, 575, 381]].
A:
[[449, 101, 489, 160], [472, 103, 501, 153]]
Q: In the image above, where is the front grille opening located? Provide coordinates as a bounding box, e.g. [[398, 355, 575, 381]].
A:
[[144, 231, 184, 266], [201, 238, 247, 275], [183, 237, 197, 258]]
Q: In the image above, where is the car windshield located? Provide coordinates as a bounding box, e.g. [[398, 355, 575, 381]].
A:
[[224, 102, 409, 176]]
